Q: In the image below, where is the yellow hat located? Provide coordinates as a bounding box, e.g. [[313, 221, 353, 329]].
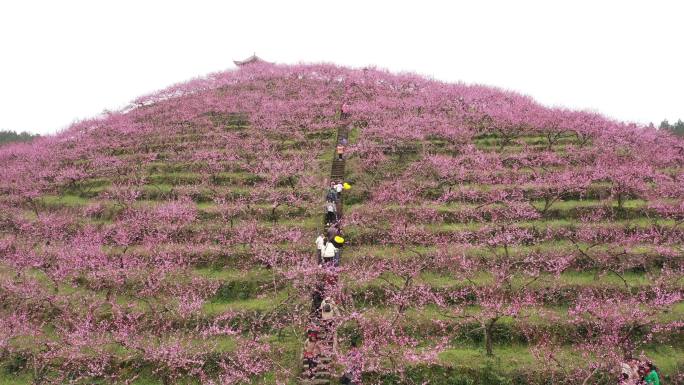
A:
[[334, 236, 345, 244], [343, 182, 351, 190]]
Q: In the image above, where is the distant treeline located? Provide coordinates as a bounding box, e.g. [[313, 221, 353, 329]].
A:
[[660, 119, 684, 136], [0, 130, 40, 145]]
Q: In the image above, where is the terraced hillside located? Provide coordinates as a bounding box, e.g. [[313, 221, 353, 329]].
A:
[[1, 63, 683, 385]]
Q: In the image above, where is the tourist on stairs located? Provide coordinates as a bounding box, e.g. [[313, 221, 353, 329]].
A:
[[327, 222, 340, 242], [332, 236, 344, 266], [303, 331, 321, 376], [326, 182, 338, 202], [315, 233, 326, 264], [311, 283, 324, 316], [334, 181, 344, 214], [336, 143, 345, 160], [325, 201, 337, 225], [320, 297, 339, 322], [322, 241, 337, 266]]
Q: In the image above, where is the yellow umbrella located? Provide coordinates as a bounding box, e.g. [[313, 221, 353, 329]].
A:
[[334, 236, 345, 244], [343, 182, 351, 190]]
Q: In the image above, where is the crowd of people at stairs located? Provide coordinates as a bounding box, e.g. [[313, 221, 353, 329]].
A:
[[304, 184, 347, 378], [301, 131, 360, 384], [319, 181, 349, 267], [620, 359, 661, 385]]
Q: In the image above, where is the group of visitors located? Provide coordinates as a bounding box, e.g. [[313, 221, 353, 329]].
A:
[[325, 180, 349, 225], [315, 225, 344, 266], [320, 179, 349, 267], [303, 291, 341, 377], [302, 132, 357, 382], [303, 181, 349, 379], [620, 359, 661, 385]]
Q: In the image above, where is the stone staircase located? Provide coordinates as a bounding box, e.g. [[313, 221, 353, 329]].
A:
[[300, 323, 337, 383], [300, 125, 350, 385], [331, 126, 348, 180]]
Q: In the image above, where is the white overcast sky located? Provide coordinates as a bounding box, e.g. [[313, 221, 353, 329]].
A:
[[0, 0, 682, 135]]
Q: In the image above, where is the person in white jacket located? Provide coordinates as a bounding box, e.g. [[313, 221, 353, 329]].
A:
[[322, 242, 337, 265], [315, 234, 325, 264], [619, 360, 640, 385]]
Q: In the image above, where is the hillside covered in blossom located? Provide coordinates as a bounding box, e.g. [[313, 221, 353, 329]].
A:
[[1, 63, 683, 384]]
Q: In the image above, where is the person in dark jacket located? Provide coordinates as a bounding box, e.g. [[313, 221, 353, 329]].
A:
[[311, 283, 324, 316], [326, 182, 338, 202], [325, 201, 337, 225], [332, 236, 344, 266], [327, 223, 339, 242]]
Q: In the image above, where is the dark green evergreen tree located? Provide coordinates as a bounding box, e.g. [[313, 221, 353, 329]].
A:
[[659, 119, 684, 136], [672, 119, 684, 136], [0, 130, 39, 145]]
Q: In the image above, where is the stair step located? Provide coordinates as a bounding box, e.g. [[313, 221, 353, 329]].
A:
[[301, 379, 329, 385]]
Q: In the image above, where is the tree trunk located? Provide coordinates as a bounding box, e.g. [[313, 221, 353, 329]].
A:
[[485, 320, 496, 356]]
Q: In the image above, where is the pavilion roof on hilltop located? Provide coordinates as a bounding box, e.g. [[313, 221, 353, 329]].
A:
[[233, 54, 269, 66]]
